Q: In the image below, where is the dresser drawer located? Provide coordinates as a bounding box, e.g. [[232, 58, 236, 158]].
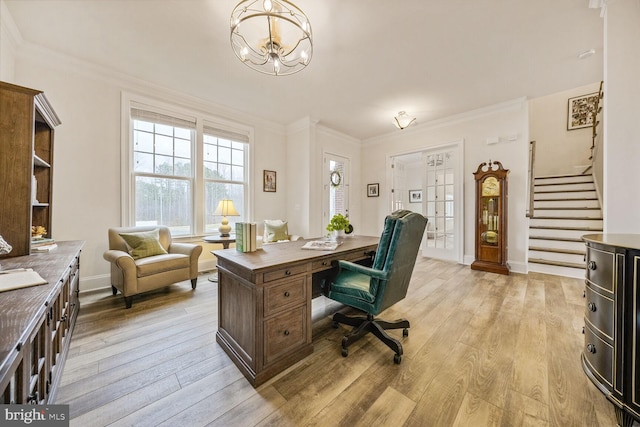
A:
[[584, 284, 614, 341], [583, 324, 614, 389], [263, 263, 307, 283], [264, 277, 306, 316], [586, 246, 615, 293], [264, 306, 307, 364]]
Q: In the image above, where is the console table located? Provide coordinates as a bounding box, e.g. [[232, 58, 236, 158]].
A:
[[214, 236, 378, 387], [582, 234, 640, 426], [0, 241, 83, 404]]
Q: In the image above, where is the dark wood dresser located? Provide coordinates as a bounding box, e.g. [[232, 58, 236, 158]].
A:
[[0, 241, 83, 404], [582, 234, 640, 426]]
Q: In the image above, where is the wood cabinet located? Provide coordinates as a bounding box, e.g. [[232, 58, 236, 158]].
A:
[[582, 234, 640, 426], [471, 161, 510, 274], [0, 81, 61, 258], [0, 241, 83, 404]]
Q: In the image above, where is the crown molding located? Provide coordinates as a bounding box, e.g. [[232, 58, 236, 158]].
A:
[[363, 97, 528, 146]]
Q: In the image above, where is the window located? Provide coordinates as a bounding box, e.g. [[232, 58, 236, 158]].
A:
[[127, 100, 250, 237]]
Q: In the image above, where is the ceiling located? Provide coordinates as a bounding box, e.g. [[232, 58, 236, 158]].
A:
[[4, 0, 604, 140]]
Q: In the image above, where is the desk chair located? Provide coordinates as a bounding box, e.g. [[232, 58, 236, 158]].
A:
[[328, 210, 427, 363]]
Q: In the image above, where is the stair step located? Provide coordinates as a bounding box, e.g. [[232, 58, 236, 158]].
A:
[[534, 180, 593, 186], [529, 225, 602, 231], [534, 193, 597, 200], [529, 236, 584, 243], [534, 207, 600, 211], [531, 216, 602, 221], [528, 258, 585, 270], [535, 174, 591, 180], [535, 189, 595, 194], [529, 246, 585, 255]]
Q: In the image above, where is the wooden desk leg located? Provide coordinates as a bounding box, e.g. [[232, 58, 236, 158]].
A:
[[209, 242, 231, 282]]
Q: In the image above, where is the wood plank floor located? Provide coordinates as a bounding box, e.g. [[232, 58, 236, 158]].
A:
[[56, 258, 620, 427]]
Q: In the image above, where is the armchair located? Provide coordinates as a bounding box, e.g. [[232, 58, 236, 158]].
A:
[[328, 210, 427, 363], [103, 226, 202, 308]]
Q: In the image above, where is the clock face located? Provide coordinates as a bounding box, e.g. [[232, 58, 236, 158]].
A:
[[481, 177, 500, 196], [330, 171, 341, 186]]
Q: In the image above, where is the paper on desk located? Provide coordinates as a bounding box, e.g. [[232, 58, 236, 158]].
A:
[[0, 268, 47, 293]]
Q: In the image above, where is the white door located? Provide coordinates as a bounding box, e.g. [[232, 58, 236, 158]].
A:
[[391, 143, 462, 262], [323, 153, 350, 234]]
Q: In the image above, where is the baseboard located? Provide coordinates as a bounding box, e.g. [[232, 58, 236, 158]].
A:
[[80, 259, 219, 294]]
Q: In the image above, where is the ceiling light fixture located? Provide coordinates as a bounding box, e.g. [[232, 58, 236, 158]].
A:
[[230, 0, 313, 76], [577, 49, 596, 59], [393, 111, 416, 130]]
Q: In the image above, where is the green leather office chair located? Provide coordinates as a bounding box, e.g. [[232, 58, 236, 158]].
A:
[[328, 210, 427, 364]]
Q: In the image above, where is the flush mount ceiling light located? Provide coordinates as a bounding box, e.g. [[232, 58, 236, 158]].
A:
[[393, 111, 416, 130], [230, 0, 313, 76], [577, 49, 596, 59]]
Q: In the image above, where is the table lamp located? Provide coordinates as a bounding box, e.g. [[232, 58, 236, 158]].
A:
[[214, 199, 239, 237]]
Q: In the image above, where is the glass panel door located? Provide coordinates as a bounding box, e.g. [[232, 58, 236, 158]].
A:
[[323, 153, 349, 235]]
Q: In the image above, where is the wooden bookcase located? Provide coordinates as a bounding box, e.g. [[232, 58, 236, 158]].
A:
[[0, 81, 61, 257]]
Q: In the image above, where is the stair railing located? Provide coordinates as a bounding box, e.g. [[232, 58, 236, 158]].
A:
[[583, 81, 604, 175], [526, 140, 536, 218]]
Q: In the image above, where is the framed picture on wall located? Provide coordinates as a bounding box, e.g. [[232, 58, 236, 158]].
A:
[[409, 189, 422, 203], [567, 92, 599, 130], [263, 170, 276, 192], [367, 183, 379, 197]]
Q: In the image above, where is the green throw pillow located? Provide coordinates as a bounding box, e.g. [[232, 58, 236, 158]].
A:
[[264, 220, 289, 242], [119, 229, 168, 259]]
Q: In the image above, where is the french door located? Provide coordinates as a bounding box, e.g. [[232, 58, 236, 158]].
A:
[[391, 143, 462, 262], [323, 153, 350, 234]]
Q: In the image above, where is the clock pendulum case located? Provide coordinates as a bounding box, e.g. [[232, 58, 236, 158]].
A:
[[471, 160, 510, 275]]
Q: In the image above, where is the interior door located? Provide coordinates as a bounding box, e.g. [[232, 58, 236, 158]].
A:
[[323, 153, 350, 234], [391, 143, 462, 262]]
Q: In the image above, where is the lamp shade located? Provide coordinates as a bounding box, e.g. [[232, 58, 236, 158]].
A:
[[214, 200, 240, 217]]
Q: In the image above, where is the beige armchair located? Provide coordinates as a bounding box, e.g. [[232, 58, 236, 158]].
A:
[[103, 226, 202, 308]]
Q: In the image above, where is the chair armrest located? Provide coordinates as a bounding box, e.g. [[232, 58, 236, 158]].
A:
[[169, 242, 201, 256], [337, 260, 388, 280], [103, 249, 136, 271]]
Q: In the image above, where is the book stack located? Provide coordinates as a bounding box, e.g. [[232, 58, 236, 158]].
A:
[[235, 223, 257, 252], [31, 237, 57, 253]]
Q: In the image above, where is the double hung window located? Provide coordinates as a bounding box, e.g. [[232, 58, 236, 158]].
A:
[[127, 99, 250, 237]]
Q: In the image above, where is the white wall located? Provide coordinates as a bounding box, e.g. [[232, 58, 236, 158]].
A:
[[10, 48, 288, 291], [529, 82, 601, 177], [0, 1, 16, 82], [361, 99, 530, 273], [603, 0, 640, 233]]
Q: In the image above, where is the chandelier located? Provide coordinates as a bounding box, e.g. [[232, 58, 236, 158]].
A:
[[230, 0, 313, 76]]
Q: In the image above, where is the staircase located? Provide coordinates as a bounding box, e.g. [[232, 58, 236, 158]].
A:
[[528, 174, 602, 278]]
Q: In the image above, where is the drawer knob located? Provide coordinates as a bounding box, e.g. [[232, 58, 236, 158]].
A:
[[284, 330, 290, 336], [322, 261, 329, 266], [285, 270, 291, 276], [588, 261, 597, 270], [587, 343, 596, 354], [587, 302, 597, 312], [284, 291, 290, 297]]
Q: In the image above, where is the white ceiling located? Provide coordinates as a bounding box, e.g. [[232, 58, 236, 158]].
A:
[[4, 0, 604, 140]]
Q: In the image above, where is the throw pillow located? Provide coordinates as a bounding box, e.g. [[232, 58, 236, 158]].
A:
[[119, 229, 168, 259], [264, 220, 289, 242]]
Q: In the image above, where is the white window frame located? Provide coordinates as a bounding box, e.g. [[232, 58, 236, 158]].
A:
[[121, 92, 254, 237]]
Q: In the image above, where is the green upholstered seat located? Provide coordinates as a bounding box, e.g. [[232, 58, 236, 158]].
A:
[[328, 210, 427, 363]]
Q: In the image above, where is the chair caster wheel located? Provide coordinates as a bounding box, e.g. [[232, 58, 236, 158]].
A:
[[332, 321, 340, 329], [394, 354, 402, 364], [403, 328, 409, 337], [341, 348, 348, 357]]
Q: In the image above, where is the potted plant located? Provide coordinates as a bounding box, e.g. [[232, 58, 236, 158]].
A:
[[326, 214, 353, 239]]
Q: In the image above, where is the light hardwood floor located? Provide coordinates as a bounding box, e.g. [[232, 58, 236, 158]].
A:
[[56, 257, 620, 427]]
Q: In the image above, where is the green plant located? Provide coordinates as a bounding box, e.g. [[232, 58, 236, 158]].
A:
[[326, 214, 350, 232]]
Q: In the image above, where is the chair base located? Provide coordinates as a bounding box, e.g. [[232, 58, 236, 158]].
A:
[[332, 312, 409, 364], [112, 278, 198, 309]]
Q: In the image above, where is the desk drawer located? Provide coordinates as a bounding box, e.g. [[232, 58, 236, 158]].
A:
[[312, 250, 373, 271], [584, 284, 614, 341], [586, 246, 615, 293], [264, 306, 307, 364], [263, 263, 307, 283], [583, 323, 614, 389], [264, 277, 306, 316]]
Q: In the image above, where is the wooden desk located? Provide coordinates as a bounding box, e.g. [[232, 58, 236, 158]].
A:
[[214, 236, 378, 387]]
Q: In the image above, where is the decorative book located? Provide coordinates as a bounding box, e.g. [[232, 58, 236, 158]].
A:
[[302, 240, 342, 251]]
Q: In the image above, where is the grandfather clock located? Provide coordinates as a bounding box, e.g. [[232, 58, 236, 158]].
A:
[[471, 160, 510, 275]]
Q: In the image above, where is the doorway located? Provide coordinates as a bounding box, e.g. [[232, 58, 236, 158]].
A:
[[391, 142, 463, 262], [323, 153, 350, 235]]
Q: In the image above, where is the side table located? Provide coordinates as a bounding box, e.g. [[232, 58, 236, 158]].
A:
[[203, 235, 236, 282]]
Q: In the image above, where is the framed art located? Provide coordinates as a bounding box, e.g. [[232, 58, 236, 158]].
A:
[[263, 170, 276, 192], [409, 189, 422, 203], [367, 183, 379, 197], [567, 92, 599, 130]]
